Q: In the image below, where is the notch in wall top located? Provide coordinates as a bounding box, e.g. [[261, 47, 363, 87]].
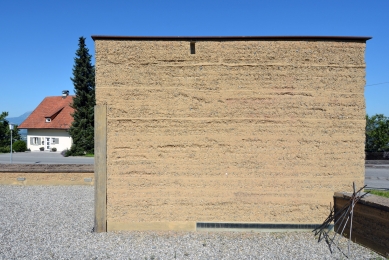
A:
[[190, 42, 195, 54]]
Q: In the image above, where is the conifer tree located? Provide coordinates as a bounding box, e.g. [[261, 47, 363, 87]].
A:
[[67, 37, 95, 155]]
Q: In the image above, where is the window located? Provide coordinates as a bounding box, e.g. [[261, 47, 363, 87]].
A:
[[30, 137, 41, 146], [45, 118, 51, 122]]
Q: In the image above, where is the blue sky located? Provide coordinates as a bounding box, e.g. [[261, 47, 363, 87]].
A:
[[1, 0, 388, 118]]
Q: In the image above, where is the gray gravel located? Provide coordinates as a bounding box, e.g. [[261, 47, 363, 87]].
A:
[[0, 185, 380, 259]]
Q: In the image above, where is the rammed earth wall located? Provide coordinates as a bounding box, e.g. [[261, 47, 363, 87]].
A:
[[93, 36, 370, 231]]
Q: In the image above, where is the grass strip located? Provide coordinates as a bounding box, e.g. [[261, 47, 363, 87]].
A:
[[367, 189, 389, 198]]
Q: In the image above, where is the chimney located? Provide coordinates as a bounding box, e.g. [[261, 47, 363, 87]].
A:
[[62, 90, 69, 98]]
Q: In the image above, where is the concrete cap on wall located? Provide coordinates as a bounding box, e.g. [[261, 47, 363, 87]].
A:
[[91, 35, 372, 42]]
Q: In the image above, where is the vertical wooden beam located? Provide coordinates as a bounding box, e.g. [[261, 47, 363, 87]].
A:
[[94, 105, 107, 232]]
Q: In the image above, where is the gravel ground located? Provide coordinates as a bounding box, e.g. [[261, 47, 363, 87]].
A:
[[0, 185, 380, 259]]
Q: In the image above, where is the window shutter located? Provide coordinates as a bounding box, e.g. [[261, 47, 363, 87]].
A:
[[30, 137, 33, 145], [55, 138, 59, 144], [38, 137, 41, 145]]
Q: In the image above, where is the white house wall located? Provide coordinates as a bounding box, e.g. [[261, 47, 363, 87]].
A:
[[27, 129, 73, 152]]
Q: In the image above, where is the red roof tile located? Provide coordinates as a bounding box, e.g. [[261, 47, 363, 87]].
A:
[[44, 106, 65, 118], [18, 96, 75, 129]]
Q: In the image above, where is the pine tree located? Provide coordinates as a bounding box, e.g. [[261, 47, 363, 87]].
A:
[[67, 37, 95, 156]]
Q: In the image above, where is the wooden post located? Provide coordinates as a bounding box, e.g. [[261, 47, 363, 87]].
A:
[[94, 105, 107, 232]]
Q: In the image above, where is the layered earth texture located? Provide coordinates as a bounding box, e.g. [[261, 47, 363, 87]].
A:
[[94, 38, 367, 230]]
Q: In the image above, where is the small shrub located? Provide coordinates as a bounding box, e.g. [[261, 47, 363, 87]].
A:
[[0, 146, 10, 153], [39, 147, 44, 151], [13, 140, 27, 152], [65, 149, 72, 157], [61, 149, 69, 157], [66, 144, 83, 156], [51, 147, 57, 152]]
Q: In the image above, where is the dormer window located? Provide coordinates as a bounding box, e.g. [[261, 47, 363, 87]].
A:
[[44, 107, 64, 123]]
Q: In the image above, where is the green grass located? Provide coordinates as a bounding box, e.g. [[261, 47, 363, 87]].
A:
[[84, 153, 94, 157], [367, 189, 389, 198]]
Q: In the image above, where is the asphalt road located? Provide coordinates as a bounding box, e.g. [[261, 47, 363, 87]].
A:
[[365, 167, 389, 189], [0, 152, 94, 164]]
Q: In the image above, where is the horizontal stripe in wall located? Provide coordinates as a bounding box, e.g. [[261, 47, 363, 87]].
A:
[[196, 222, 322, 230]]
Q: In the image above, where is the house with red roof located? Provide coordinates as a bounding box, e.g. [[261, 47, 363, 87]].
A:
[[18, 91, 74, 152]]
